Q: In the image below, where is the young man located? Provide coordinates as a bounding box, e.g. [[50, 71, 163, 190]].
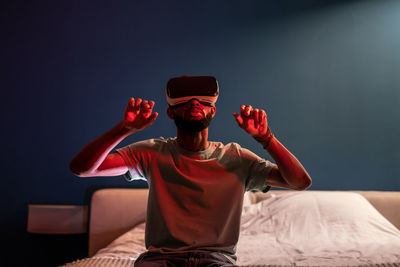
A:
[[70, 76, 311, 266]]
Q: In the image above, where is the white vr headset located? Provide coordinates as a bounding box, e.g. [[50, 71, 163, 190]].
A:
[[166, 76, 219, 107]]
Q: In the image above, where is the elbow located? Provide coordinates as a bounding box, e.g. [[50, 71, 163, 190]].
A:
[[294, 174, 312, 191], [69, 162, 83, 177], [69, 160, 91, 177]]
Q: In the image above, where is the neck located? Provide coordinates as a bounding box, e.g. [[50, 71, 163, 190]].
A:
[[176, 128, 209, 152]]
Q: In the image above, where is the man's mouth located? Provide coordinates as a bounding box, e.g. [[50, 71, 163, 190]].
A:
[[186, 108, 204, 118]]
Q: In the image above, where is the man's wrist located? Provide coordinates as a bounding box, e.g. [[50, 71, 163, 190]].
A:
[[254, 127, 274, 149], [117, 121, 138, 136]]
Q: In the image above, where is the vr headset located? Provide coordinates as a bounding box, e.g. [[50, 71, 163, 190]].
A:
[[166, 75, 219, 107]]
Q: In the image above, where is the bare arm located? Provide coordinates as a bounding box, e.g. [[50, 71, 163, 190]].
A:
[[69, 98, 158, 177], [233, 105, 311, 190]]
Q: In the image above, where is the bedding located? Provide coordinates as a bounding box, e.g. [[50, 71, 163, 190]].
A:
[[62, 191, 400, 267]]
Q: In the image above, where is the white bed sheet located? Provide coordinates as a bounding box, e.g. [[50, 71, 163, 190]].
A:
[[64, 191, 400, 267], [237, 191, 400, 266]]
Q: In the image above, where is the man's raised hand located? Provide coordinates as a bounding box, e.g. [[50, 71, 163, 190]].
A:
[[122, 97, 158, 132], [233, 105, 268, 138]]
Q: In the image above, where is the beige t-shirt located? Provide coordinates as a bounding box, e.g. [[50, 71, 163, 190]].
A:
[[117, 137, 274, 262]]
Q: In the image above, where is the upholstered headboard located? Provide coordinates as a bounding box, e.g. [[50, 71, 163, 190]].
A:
[[88, 189, 400, 257], [89, 188, 148, 256]]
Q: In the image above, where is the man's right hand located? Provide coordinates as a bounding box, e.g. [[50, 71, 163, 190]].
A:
[[122, 97, 158, 132]]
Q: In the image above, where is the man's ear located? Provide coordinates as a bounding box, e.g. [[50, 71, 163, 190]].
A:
[[211, 106, 216, 118], [167, 107, 174, 120]]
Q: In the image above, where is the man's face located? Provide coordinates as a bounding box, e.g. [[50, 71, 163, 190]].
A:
[[167, 99, 216, 132]]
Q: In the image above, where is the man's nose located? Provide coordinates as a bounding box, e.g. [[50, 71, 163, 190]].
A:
[[188, 99, 201, 107]]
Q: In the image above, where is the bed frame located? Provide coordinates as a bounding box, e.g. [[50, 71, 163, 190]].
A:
[[88, 189, 400, 257]]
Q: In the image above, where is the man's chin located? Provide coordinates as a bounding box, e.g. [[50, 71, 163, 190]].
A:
[[173, 114, 212, 132]]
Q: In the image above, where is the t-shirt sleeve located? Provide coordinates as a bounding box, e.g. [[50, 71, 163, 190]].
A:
[[116, 140, 152, 182], [237, 145, 276, 192]]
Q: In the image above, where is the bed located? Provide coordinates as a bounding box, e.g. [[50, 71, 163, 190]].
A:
[[62, 189, 400, 266]]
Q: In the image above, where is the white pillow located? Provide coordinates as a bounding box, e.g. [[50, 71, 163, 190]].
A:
[[237, 191, 400, 266]]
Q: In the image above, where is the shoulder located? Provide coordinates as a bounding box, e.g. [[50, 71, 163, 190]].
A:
[[211, 141, 259, 161], [218, 142, 256, 156], [120, 137, 171, 152], [227, 143, 271, 166]]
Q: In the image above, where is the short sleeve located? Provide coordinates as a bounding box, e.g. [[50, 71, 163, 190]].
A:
[[116, 140, 154, 182], [237, 146, 276, 192]]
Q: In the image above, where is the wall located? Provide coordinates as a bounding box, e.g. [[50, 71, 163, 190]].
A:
[[1, 0, 400, 266]]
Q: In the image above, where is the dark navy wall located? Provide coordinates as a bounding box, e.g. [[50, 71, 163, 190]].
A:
[[2, 0, 400, 266]]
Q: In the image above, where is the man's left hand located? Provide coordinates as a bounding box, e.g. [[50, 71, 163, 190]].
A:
[[233, 105, 268, 138]]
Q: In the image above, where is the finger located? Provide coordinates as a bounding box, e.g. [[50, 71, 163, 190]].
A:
[[260, 109, 268, 131], [149, 100, 155, 109], [244, 115, 251, 130], [253, 109, 259, 129], [124, 98, 135, 119], [245, 105, 252, 116], [233, 113, 244, 127], [126, 97, 135, 111], [141, 100, 149, 108], [240, 105, 245, 115], [135, 98, 142, 109], [140, 103, 153, 119], [148, 112, 158, 123], [259, 109, 266, 126], [240, 105, 248, 117], [142, 112, 158, 128]]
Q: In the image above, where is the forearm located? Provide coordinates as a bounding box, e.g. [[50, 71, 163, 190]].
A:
[[69, 121, 135, 176], [265, 136, 312, 190]]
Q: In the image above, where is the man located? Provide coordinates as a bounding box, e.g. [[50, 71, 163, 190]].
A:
[[70, 75, 311, 266]]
